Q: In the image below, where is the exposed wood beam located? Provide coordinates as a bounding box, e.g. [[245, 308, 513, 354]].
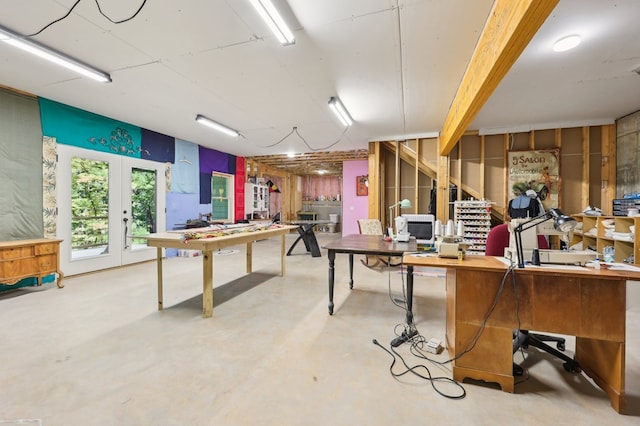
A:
[[439, 0, 559, 155], [581, 126, 590, 208], [601, 124, 616, 215], [368, 142, 381, 221], [380, 141, 436, 178]]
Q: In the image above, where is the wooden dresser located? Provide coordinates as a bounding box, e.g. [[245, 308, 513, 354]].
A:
[[0, 239, 64, 288]]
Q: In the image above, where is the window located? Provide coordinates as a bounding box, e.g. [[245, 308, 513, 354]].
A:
[[211, 172, 234, 221]]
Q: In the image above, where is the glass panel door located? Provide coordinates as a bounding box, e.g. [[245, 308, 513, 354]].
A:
[[57, 145, 165, 275], [121, 157, 165, 265]]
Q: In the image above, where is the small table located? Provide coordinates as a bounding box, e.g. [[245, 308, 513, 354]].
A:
[[323, 234, 417, 320], [286, 220, 331, 257]]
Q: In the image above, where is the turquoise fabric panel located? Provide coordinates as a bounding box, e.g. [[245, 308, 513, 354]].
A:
[[0, 274, 55, 291], [172, 139, 200, 194], [39, 98, 141, 157]]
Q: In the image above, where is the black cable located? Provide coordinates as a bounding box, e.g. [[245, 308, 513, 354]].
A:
[[94, 0, 148, 24], [257, 126, 349, 151], [408, 263, 516, 366], [372, 338, 466, 399], [20, 0, 148, 38]]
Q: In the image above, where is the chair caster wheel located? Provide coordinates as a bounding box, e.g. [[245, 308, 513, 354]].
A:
[[563, 361, 581, 374]]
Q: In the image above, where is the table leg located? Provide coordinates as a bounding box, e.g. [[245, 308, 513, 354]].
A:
[[202, 250, 213, 318], [406, 265, 414, 325], [301, 225, 312, 252], [280, 233, 286, 276], [328, 249, 335, 315], [246, 241, 252, 273], [304, 225, 322, 257], [156, 247, 163, 311], [348, 253, 354, 289], [287, 227, 305, 256]]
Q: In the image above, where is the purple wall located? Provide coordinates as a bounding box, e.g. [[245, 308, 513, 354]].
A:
[[342, 160, 369, 236]]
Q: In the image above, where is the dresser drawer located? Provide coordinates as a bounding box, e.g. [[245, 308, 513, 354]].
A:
[[0, 258, 38, 280], [0, 254, 57, 279], [35, 243, 59, 256], [0, 246, 33, 260]]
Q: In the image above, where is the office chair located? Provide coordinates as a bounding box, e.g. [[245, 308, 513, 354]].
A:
[[485, 224, 581, 374], [357, 219, 401, 267]]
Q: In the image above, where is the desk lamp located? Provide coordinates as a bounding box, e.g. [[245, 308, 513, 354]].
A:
[[514, 208, 577, 268], [388, 199, 412, 238]]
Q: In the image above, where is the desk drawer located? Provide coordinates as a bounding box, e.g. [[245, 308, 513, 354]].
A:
[[0, 246, 33, 260]]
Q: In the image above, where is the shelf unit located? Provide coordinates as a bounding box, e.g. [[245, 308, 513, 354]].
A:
[[454, 200, 492, 255], [571, 214, 639, 264], [244, 183, 270, 220]]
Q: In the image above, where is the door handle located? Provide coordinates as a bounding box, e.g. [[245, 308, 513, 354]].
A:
[[123, 217, 130, 249]]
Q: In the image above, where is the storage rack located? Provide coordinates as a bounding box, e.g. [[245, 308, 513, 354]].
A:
[[453, 200, 492, 255]]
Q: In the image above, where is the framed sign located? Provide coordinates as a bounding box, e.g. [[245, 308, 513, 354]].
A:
[[356, 175, 368, 196], [507, 149, 560, 211]]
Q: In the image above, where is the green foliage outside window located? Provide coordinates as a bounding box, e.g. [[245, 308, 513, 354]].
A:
[[212, 173, 233, 221]]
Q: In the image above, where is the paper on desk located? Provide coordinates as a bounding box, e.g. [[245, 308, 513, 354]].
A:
[[603, 263, 640, 272], [527, 264, 586, 271]]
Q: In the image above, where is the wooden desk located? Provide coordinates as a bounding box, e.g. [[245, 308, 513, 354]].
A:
[[144, 225, 297, 318], [0, 238, 64, 288], [323, 234, 417, 321], [402, 254, 640, 414]]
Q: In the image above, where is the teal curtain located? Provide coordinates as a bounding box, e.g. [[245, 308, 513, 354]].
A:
[[39, 97, 141, 157]]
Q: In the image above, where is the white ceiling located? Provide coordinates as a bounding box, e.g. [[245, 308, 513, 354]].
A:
[[1, 0, 639, 158]]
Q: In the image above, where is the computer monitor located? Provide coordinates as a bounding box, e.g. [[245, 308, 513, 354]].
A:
[[402, 214, 435, 244]]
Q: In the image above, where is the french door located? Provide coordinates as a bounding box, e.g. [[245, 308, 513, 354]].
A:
[[57, 145, 166, 276]]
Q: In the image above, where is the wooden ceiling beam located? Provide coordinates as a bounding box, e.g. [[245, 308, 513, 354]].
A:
[[439, 0, 559, 156]]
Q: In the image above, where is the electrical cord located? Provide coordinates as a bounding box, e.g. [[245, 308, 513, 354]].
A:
[[257, 126, 349, 151], [18, 0, 148, 38], [407, 263, 517, 367], [372, 338, 466, 399]]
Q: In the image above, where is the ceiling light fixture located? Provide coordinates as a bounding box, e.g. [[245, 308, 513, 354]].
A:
[[552, 35, 581, 52], [195, 114, 239, 137], [0, 25, 111, 83], [249, 0, 295, 46], [328, 96, 353, 127]]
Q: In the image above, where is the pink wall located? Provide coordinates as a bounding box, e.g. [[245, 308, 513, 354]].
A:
[[342, 160, 369, 236]]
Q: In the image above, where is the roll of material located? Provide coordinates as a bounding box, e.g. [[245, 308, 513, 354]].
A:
[[446, 220, 454, 237], [456, 221, 464, 237], [434, 220, 442, 237]]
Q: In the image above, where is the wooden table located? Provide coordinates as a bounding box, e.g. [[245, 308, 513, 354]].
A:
[[402, 253, 640, 414], [323, 234, 417, 321], [0, 238, 64, 288], [286, 220, 331, 257], [144, 225, 297, 318]]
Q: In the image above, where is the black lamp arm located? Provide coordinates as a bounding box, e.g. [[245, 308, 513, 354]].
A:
[[513, 211, 554, 268]]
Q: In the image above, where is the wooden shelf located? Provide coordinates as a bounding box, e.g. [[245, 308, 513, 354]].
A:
[[571, 214, 639, 264]]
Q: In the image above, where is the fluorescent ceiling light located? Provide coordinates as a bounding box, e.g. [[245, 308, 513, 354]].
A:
[[0, 25, 111, 83], [328, 96, 353, 127], [195, 114, 239, 137], [553, 35, 581, 52], [249, 0, 295, 46]]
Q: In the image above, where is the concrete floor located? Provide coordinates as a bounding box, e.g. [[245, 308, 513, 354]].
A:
[[1, 232, 640, 425]]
